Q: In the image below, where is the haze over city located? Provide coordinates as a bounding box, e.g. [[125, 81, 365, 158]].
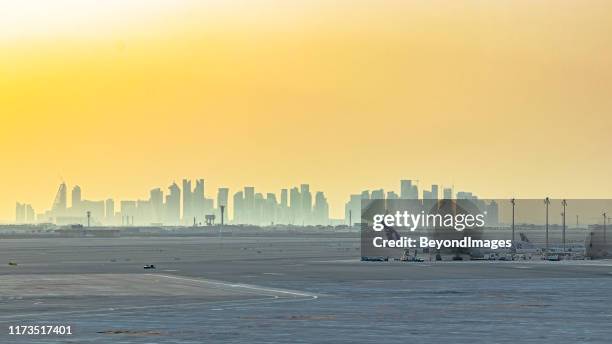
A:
[[2, 1, 612, 222], [15, 179, 481, 227]]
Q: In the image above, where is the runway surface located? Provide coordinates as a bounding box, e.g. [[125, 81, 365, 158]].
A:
[[1, 235, 611, 343]]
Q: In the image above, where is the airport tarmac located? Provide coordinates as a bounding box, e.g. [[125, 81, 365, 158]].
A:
[[1, 235, 611, 343]]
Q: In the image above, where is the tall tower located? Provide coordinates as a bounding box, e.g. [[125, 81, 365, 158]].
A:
[[300, 184, 312, 224], [165, 182, 181, 225], [149, 188, 163, 223], [105, 198, 115, 224], [289, 187, 301, 224], [193, 179, 205, 222], [182, 179, 192, 224], [51, 182, 67, 217], [72, 185, 82, 209], [314, 191, 329, 225], [244, 187, 255, 224], [15, 202, 26, 223], [400, 180, 418, 199]]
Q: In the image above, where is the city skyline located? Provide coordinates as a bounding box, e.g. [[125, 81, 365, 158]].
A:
[[13, 178, 479, 226]]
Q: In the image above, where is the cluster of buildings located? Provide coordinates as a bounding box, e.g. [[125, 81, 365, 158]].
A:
[[345, 180, 497, 225], [233, 184, 329, 226], [16, 180, 330, 227], [14, 179, 492, 227]]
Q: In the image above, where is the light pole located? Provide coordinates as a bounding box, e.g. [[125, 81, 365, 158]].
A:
[[561, 199, 567, 252], [510, 198, 516, 252], [603, 212, 607, 243], [544, 197, 550, 255], [86, 211, 91, 227]]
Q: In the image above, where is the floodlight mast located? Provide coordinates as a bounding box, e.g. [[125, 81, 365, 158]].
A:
[[544, 197, 550, 254], [561, 200, 567, 252], [510, 198, 516, 252]]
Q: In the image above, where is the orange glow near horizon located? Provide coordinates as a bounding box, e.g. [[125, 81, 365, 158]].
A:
[[2, 1, 612, 221]]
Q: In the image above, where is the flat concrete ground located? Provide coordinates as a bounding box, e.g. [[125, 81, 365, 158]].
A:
[[0, 235, 611, 343]]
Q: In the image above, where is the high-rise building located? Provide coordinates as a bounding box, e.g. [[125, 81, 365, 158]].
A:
[[244, 187, 255, 224], [313, 191, 329, 225], [193, 179, 205, 222], [279, 189, 289, 224], [149, 188, 163, 224], [456, 191, 475, 200], [105, 198, 115, 223], [15, 202, 25, 223], [430, 184, 439, 200], [289, 187, 301, 224], [72, 185, 82, 209], [165, 182, 181, 225], [423, 184, 439, 212], [300, 184, 312, 224], [120, 200, 137, 225], [400, 180, 418, 199], [344, 194, 361, 226], [443, 187, 453, 200], [233, 191, 244, 223], [182, 179, 192, 224], [371, 189, 385, 199], [280, 189, 288, 208], [25, 204, 35, 223], [263, 193, 277, 225], [51, 182, 67, 216], [400, 180, 411, 199], [386, 191, 399, 200], [361, 190, 370, 200]]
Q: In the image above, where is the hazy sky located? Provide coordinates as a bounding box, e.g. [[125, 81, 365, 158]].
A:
[[2, 0, 612, 220]]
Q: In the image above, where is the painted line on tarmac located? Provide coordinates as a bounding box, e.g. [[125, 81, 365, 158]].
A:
[[151, 274, 318, 299]]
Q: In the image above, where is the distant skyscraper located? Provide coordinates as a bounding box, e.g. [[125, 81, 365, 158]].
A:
[[430, 184, 439, 200], [72, 185, 82, 208], [25, 204, 35, 223], [244, 187, 255, 224], [345, 194, 361, 226], [456, 191, 475, 200], [386, 191, 399, 200], [217, 188, 229, 209], [313, 191, 329, 225], [182, 179, 192, 224], [423, 184, 439, 212], [300, 184, 312, 224], [16, 202, 35, 223], [233, 191, 244, 223], [280, 189, 288, 207], [120, 200, 137, 225], [361, 190, 370, 200], [193, 179, 205, 222], [15, 202, 25, 223], [289, 187, 301, 224], [165, 182, 181, 225], [105, 198, 115, 222], [400, 180, 411, 199], [279, 188, 289, 224], [371, 189, 385, 199], [51, 182, 67, 216], [400, 180, 418, 199], [149, 188, 163, 224], [443, 187, 453, 200]]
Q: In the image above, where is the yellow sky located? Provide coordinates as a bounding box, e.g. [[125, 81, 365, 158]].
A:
[[1, 0, 612, 221]]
